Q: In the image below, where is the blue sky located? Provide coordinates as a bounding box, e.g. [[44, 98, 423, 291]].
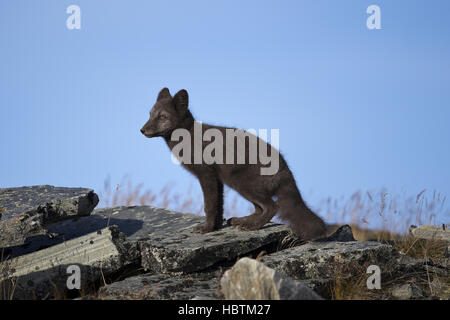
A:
[[1, 1, 449, 225]]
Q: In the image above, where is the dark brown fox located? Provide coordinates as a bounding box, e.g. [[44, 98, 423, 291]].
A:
[[140, 88, 326, 240]]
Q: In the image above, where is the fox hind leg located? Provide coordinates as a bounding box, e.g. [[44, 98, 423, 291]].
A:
[[237, 198, 278, 231], [230, 202, 262, 226], [230, 188, 278, 231]]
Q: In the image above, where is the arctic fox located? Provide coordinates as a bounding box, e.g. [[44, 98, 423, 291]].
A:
[[140, 88, 326, 240]]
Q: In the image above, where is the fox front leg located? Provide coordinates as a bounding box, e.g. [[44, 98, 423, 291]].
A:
[[193, 176, 224, 233]]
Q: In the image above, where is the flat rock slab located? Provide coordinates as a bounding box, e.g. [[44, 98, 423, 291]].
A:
[[410, 225, 450, 241], [5, 205, 292, 274], [0, 186, 98, 249], [0, 226, 134, 300], [49, 205, 205, 242], [98, 271, 221, 300], [3, 205, 203, 258], [139, 222, 291, 274], [261, 241, 396, 280], [0, 185, 98, 220]]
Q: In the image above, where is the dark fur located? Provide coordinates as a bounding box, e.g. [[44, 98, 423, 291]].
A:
[[141, 88, 326, 240]]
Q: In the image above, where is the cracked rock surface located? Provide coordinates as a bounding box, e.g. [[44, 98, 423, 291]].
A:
[[0, 186, 98, 249], [98, 271, 221, 300], [139, 222, 291, 273]]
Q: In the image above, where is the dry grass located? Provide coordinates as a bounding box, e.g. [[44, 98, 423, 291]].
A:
[[0, 279, 16, 300], [333, 267, 450, 300], [330, 250, 449, 300], [394, 236, 448, 261], [0, 252, 17, 300], [329, 224, 449, 300], [329, 223, 449, 300], [98, 175, 252, 219], [99, 177, 449, 238], [317, 189, 448, 237], [331, 261, 382, 300]]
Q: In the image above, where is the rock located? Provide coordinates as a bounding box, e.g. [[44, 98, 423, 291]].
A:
[[139, 222, 291, 274], [390, 283, 423, 300], [3, 205, 204, 259], [410, 225, 450, 241], [0, 226, 136, 299], [279, 225, 356, 250], [4, 205, 291, 274], [387, 254, 449, 299], [2, 204, 292, 280], [74, 205, 206, 242], [220, 257, 322, 300], [2, 184, 448, 301], [0, 186, 99, 249], [90, 208, 291, 275], [0, 186, 99, 222], [410, 225, 450, 258], [297, 278, 333, 299], [322, 225, 356, 242], [396, 254, 448, 275], [327, 224, 403, 241], [260, 241, 448, 300], [261, 241, 396, 280], [98, 271, 220, 300]]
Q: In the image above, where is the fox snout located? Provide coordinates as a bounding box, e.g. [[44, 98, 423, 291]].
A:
[[141, 119, 163, 138], [140, 125, 154, 138], [140, 122, 153, 138]]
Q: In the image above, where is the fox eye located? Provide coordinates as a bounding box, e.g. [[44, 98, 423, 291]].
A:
[[159, 114, 167, 120]]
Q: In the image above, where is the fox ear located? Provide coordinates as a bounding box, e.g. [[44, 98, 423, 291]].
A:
[[173, 89, 189, 114], [157, 87, 172, 101]]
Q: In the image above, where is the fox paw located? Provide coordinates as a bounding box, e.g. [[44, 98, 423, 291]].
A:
[[192, 223, 215, 234], [229, 217, 249, 226], [236, 221, 260, 231]]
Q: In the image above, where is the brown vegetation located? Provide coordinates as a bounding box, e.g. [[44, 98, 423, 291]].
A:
[[99, 176, 449, 238]]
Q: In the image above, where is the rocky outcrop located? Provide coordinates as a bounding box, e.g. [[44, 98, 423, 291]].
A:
[[261, 241, 396, 280], [0, 186, 99, 249], [0, 193, 292, 299], [4, 205, 203, 258], [0, 185, 449, 300], [139, 222, 290, 273], [0, 226, 136, 299], [260, 238, 449, 299], [220, 257, 322, 300]]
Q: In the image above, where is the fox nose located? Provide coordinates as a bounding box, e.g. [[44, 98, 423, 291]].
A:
[[140, 128, 145, 134]]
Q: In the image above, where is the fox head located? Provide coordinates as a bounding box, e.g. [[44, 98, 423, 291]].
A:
[[140, 88, 190, 138]]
